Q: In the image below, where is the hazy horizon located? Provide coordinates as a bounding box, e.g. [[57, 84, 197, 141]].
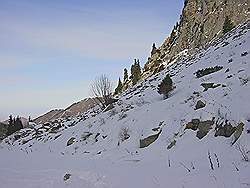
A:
[[0, 0, 184, 121]]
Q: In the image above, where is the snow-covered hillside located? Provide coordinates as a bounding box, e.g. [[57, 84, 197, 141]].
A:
[[0, 22, 250, 188]]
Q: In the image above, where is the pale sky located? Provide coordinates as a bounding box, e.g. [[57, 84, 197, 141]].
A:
[[0, 0, 184, 121]]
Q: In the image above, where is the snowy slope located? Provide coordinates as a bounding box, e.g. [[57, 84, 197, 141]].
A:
[[0, 22, 250, 188]]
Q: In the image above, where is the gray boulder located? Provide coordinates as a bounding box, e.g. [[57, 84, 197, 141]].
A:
[[140, 130, 162, 148], [195, 100, 206, 110]]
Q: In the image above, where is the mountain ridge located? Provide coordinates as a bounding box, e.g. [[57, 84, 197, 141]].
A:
[[33, 98, 97, 124]]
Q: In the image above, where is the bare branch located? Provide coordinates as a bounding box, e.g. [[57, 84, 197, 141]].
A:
[[90, 74, 113, 109]]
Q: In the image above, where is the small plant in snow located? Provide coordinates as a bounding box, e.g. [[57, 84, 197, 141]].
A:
[[99, 118, 105, 125], [179, 162, 191, 173], [235, 142, 249, 162], [118, 112, 127, 120], [87, 123, 93, 128], [119, 127, 130, 142], [135, 98, 148, 107], [208, 151, 214, 170], [109, 109, 117, 117], [158, 74, 173, 99], [239, 76, 249, 86]]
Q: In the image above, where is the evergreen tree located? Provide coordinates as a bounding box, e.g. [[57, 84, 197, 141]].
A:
[[15, 117, 23, 130], [136, 59, 141, 77], [8, 115, 13, 126], [114, 78, 123, 95], [7, 115, 23, 136], [158, 74, 173, 99], [131, 59, 141, 85], [223, 16, 234, 34], [151, 43, 157, 56], [123, 68, 128, 82]]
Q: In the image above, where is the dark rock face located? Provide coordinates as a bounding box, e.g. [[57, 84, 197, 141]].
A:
[[201, 83, 221, 91], [185, 118, 214, 139], [215, 120, 236, 138], [232, 122, 244, 145], [185, 119, 200, 130], [144, 0, 249, 73], [66, 137, 76, 146], [140, 130, 162, 148], [185, 119, 241, 140], [167, 140, 176, 150], [196, 120, 214, 139], [195, 100, 206, 110]]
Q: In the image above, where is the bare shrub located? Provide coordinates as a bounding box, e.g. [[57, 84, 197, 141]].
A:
[[119, 127, 130, 142], [91, 74, 113, 109], [109, 109, 117, 117], [179, 162, 191, 172], [99, 118, 105, 125], [208, 151, 214, 170], [118, 112, 127, 120], [235, 142, 249, 162]]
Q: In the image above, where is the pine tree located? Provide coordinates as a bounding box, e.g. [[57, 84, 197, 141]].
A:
[[114, 78, 123, 95], [158, 74, 173, 99], [123, 68, 128, 82], [15, 117, 23, 130], [151, 43, 157, 56], [136, 59, 141, 77], [131, 59, 141, 85], [223, 16, 234, 34], [6, 115, 24, 136], [8, 115, 13, 126]]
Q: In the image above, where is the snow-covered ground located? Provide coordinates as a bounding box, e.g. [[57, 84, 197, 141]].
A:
[[0, 22, 250, 188]]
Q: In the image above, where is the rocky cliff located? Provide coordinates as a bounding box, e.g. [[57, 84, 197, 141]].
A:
[[145, 0, 249, 72]]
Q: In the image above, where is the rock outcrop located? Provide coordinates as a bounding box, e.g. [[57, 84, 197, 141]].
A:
[[144, 0, 249, 72]]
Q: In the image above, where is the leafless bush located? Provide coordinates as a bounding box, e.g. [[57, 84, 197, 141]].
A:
[[235, 142, 249, 162], [191, 162, 195, 170], [87, 123, 93, 128], [135, 98, 148, 107], [179, 162, 191, 173], [109, 109, 117, 117], [99, 118, 105, 125], [214, 153, 220, 168], [239, 76, 249, 86], [119, 127, 130, 142], [91, 74, 113, 110], [208, 151, 214, 170], [118, 112, 127, 120], [232, 162, 239, 171]]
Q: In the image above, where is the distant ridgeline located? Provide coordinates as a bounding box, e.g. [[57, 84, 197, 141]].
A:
[[114, 0, 249, 93]]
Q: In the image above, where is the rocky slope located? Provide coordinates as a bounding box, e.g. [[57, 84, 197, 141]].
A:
[[33, 109, 64, 124], [34, 98, 97, 124], [145, 0, 249, 72], [0, 21, 249, 188]]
